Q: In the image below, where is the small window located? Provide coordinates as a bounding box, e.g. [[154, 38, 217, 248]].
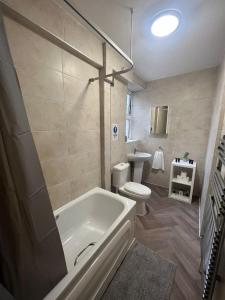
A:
[[126, 94, 132, 116], [125, 93, 133, 142], [126, 119, 131, 140]]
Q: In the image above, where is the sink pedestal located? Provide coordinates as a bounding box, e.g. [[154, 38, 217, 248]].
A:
[[127, 152, 152, 183], [133, 161, 144, 183]]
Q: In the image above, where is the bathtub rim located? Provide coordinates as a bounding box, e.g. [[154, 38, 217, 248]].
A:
[[54, 187, 135, 218], [44, 187, 136, 300]]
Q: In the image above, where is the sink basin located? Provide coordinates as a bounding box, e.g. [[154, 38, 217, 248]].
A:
[[127, 152, 152, 162], [127, 152, 152, 183]]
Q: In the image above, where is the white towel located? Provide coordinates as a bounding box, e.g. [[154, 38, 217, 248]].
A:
[[152, 150, 165, 171]]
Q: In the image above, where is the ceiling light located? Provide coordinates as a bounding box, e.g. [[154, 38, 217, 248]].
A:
[[151, 10, 180, 37]]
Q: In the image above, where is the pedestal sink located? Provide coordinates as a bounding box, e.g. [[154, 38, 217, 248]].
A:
[[127, 152, 152, 183]]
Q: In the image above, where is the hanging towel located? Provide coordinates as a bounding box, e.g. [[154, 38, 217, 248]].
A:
[[152, 150, 165, 171]]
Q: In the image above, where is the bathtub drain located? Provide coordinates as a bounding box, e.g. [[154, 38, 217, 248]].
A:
[[74, 242, 96, 266]]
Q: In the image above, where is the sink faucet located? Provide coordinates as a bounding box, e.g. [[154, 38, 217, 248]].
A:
[[134, 148, 137, 154]]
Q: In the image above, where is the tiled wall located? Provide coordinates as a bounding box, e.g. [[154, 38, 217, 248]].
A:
[[110, 80, 127, 166], [132, 68, 218, 195], [197, 57, 225, 300], [4, 14, 102, 209], [2, 0, 140, 209], [103, 78, 136, 190], [200, 61, 225, 224]]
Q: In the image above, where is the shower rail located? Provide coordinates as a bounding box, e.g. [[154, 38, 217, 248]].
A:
[[0, 0, 103, 70], [64, 0, 133, 66], [0, 1, 134, 85], [63, 0, 134, 85], [0, 1, 102, 69]]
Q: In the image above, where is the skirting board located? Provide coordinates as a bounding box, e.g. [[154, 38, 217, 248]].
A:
[[142, 181, 169, 191]]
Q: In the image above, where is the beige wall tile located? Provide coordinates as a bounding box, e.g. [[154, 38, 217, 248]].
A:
[[16, 65, 64, 101], [4, 0, 129, 208], [146, 68, 217, 102], [63, 12, 102, 65], [48, 181, 70, 210], [65, 101, 100, 131], [110, 79, 127, 168], [111, 142, 127, 166], [133, 68, 218, 195], [3, 0, 64, 38], [63, 74, 99, 105], [5, 17, 63, 72], [184, 69, 218, 100], [70, 169, 101, 200], [24, 96, 65, 131], [33, 131, 68, 162], [41, 156, 71, 187], [62, 51, 98, 81], [67, 130, 100, 155], [67, 151, 101, 181], [201, 62, 225, 229], [64, 75, 100, 131]]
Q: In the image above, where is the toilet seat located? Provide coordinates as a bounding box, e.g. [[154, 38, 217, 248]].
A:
[[119, 182, 151, 200], [124, 182, 151, 197]]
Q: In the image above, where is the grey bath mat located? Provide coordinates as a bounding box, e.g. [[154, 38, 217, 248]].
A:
[[102, 242, 176, 300]]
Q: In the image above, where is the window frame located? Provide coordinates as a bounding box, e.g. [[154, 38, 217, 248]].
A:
[[125, 92, 133, 142]]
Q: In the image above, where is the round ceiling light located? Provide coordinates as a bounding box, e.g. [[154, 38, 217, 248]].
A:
[[151, 10, 180, 37]]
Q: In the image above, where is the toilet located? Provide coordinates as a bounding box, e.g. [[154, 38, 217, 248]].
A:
[[112, 162, 151, 216]]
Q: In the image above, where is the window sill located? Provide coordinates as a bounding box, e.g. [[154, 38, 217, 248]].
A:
[[126, 139, 137, 144]]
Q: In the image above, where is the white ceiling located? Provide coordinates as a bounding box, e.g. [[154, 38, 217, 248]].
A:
[[69, 0, 225, 81]]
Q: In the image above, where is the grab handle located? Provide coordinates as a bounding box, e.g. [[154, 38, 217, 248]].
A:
[[74, 242, 96, 266]]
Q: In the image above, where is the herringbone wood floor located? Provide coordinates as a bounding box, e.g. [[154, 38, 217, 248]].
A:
[[135, 185, 201, 300]]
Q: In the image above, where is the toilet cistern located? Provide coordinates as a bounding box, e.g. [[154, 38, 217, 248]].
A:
[[112, 162, 151, 216], [127, 151, 152, 183]]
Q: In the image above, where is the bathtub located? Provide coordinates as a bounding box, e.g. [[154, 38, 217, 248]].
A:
[[44, 187, 136, 300]]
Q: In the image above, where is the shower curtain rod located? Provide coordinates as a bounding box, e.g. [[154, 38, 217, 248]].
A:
[[64, 0, 133, 66], [64, 0, 134, 85], [0, 1, 134, 85], [0, 1, 103, 70]]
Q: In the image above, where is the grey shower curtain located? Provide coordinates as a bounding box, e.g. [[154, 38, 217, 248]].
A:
[[0, 8, 67, 300]]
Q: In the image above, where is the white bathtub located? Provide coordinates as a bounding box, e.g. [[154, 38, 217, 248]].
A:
[[44, 187, 136, 300]]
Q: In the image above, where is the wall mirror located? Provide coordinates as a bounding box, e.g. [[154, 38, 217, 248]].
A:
[[150, 105, 168, 137]]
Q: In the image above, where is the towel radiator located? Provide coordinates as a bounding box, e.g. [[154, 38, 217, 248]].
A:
[[201, 135, 225, 299]]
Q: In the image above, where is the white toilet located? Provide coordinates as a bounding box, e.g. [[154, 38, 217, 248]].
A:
[[112, 162, 151, 216]]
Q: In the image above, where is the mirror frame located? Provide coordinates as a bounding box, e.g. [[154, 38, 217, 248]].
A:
[[150, 105, 169, 137]]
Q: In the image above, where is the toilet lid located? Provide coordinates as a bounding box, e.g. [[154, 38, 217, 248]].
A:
[[124, 182, 151, 197]]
